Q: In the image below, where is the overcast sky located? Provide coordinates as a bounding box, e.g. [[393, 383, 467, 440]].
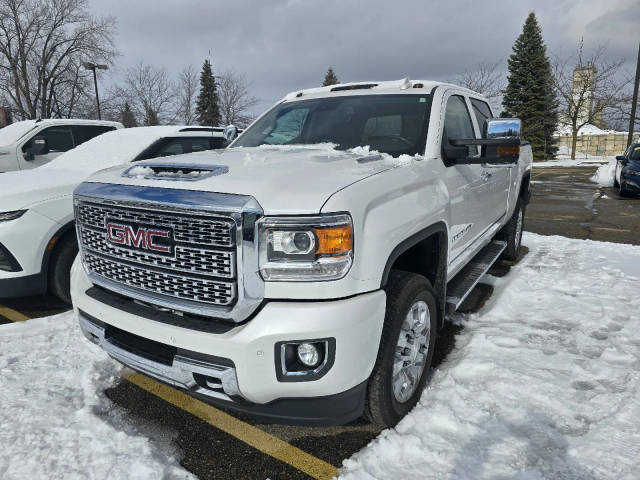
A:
[[88, 0, 639, 115]]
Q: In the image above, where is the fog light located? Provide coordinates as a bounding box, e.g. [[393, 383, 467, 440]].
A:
[[297, 343, 320, 367]]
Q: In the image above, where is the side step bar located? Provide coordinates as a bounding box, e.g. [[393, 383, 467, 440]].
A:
[[446, 240, 506, 310]]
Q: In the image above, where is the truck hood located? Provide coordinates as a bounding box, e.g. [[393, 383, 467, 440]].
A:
[[84, 145, 408, 214], [0, 168, 88, 211]]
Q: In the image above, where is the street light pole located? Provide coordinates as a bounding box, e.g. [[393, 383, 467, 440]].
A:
[[627, 42, 640, 148], [83, 62, 108, 120]]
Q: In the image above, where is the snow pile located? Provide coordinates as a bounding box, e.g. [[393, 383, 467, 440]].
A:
[[590, 158, 618, 186], [533, 145, 612, 167], [0, 313, 194, 479], [554, 123, 617, 137], [340, 233, 640, 480]]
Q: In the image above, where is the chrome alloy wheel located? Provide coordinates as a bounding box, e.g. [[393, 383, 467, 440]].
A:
[[392, 300, 431, 403], [515, 207, 523, 250]]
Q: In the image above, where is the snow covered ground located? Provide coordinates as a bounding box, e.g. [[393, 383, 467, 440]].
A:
[[0, 314, 194, 480], [591, 159, 618, 187], [1, 233, 639, 479], [340, 233, 640, 479], [533, 146, 613, 168]]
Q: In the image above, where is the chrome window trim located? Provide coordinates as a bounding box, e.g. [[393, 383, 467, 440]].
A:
[[74, 182, 264, 323]]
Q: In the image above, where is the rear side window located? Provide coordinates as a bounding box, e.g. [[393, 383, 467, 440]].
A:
[[71, 125, 116, 146], [22, 126, 73, 153], [469, 98, 493, 134]]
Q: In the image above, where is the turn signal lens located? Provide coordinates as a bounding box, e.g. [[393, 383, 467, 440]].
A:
[[314, 225, 353, 255], [496, 145, 520, 156]]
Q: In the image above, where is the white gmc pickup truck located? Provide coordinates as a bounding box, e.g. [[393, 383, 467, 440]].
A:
[[71, 79, 532, 427]]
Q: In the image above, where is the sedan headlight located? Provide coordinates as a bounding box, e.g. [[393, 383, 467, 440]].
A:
[[623, 169, 640, 176], [0, 210, 27, 222], [258, 214, 353, 281]]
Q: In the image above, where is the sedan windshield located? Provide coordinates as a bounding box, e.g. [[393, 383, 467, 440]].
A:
[[233, 94, 431, 157]]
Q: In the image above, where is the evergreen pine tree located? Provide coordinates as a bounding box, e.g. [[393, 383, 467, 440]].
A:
[[120, 102, 137, 128], [502, 12, 558, 160], [196, 59, 221, 126], [322, 67, 339, 86]]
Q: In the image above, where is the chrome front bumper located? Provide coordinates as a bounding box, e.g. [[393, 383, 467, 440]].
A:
[[78, 311, 242, 402]]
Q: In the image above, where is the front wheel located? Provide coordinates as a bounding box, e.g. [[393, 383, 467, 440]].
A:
[[365, 271, 438, 427], [48, 237, 78, 304]]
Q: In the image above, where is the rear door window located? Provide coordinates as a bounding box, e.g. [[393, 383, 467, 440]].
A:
[[469, 98, 493, 134], [71, 125, 116, 146]]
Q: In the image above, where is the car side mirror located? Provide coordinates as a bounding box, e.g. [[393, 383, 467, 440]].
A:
[[616, 155, 626, 162], [447, 118, 522, 165], [224, 125, 237, 143], [31, 136, 49, 156]]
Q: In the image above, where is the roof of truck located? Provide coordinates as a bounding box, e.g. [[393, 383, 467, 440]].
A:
[[284, 78, 480, 101]]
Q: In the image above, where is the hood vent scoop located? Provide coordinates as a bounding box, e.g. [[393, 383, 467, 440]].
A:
[[122, 163, 229, 182]]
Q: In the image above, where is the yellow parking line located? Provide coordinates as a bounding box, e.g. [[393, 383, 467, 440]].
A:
[[0, 306, 29, 322], [126, 373, 339, 480]]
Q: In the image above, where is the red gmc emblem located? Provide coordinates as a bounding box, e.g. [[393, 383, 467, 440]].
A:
[[106, 222, 172, 254]]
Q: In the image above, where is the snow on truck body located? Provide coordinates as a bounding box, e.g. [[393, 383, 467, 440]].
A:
[[71, 79, 532, 426]]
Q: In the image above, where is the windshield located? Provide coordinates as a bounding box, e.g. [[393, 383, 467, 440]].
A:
[[234, 94, 431, 157], [0, 121, 37, 147]]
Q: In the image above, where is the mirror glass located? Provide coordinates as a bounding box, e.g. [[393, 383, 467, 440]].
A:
[[486, 118, 521, 139]]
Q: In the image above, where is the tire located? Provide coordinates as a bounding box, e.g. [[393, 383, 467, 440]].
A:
[[48, 236, 79, 304], [499, 197, 524, 261], [618, 180, 628, 198], [365, 270, 438, 427]]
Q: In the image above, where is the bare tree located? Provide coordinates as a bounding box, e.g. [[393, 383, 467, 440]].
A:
[[117, 62, 175, 125], [553, 42, 629, 159], [175, 64, 198, 125], [217, 70, 259, 128], [0, 0, 116, 119], [451, 59, 505, 111]]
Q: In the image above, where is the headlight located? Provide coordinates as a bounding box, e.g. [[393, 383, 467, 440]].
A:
[[623, 169, 640, 176], [258, 214, 353, 281], [0, 210, 27, 222]]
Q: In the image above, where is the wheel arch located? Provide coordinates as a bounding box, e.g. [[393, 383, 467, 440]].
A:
[[381, 222, 448, 327], [40, 221, 77, 283]]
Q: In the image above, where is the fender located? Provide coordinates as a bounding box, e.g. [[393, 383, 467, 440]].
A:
[[381, 221, 448, 326]]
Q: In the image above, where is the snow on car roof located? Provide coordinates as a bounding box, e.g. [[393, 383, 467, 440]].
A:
[[0, 119, 122, 147], [42, 126, 223, 172]]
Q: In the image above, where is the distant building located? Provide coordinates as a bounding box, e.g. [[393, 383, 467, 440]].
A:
[[0, 107, 11, 127], [571, 66, 596, 127]]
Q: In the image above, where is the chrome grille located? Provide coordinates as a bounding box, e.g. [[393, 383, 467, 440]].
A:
[[76, 199, 237, 309], [77, 202, 234, 247], [80, 228, 234, 278], [84, 253, 235, 306]]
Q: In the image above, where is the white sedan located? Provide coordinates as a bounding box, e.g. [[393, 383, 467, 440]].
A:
[[0, 125, 232, 302]]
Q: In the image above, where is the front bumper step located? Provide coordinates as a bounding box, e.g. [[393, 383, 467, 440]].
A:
[[78, 310, 241, 402]]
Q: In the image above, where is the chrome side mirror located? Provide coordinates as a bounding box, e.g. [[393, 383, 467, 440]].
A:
[[224, 125, 238, 143], [486, 118, 521, 140]]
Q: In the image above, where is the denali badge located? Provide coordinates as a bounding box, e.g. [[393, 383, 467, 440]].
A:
[[106, 221, 173, 255]]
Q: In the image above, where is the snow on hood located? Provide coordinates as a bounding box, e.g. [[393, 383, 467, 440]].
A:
[[85, 144, 422, 214], [42, 126, 181, 172], [0, 120, 38, 147]]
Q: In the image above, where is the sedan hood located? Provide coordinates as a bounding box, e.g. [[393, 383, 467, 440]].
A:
[[0, 168, 89, 211], [84, 145, 409, 214]]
